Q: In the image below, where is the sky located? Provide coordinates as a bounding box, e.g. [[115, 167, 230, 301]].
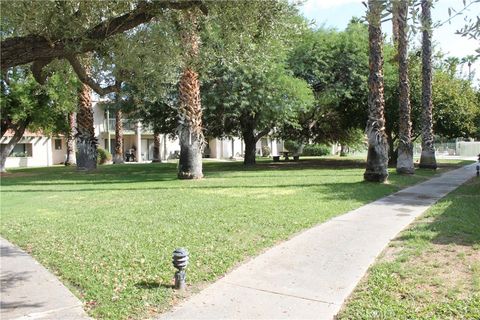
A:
[[298, 0, 480, 84]]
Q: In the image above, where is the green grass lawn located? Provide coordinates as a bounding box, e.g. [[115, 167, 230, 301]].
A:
[[338, 177, 480, 320], [0, 157, 472, 319]]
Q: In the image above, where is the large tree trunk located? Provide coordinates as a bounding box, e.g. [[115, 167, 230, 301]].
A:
[[1, 118, 12, 138], [76, 81, 97, 171], [177, 11, 203, 179], [364, 0, 389, 182], [152, 130, 162, 163], [239, 114, 267, 166], [243, 129, 257, 166], [113, 109, 124, 164], [0, 120, 29, 173], [419, 0, 437, 169], [395, 0, 414, 174], [65, 112, 76, 166]]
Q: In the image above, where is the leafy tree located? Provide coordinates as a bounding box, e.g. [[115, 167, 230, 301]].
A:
[[200, 0, 312, 166], [432, 71, 479, 139], [0, 67, 76, 172], [287, 22, 370, 149], [0, 0, 207, 94], [203, 62, 313, 165]]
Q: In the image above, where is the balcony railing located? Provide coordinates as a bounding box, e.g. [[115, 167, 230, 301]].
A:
[[103, 119, 153, 134]]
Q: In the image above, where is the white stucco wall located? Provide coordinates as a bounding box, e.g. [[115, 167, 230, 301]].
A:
[[4, 98, 283, 167], [208, 138, 245, 159], [2, 136, 53, 169], [93, 100, 105, 137]]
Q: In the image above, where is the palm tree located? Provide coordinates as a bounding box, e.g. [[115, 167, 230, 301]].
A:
[[177, 10, 204, 179], [364, 0, 389, 182], [419, 0, 437, 169], [76, 59, 97, 171], [395, 0, 414, 174], [461, 55, 477, 81], [113, 108, 124, 164], [64, 112, 76, 166], [444, 56, 460, 77], [152, 130, 162, 162]]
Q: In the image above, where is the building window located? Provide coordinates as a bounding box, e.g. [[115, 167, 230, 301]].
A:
[[1, 143, 33, 157], [104, 139, 115, 154], [54, 139, 62, 150]]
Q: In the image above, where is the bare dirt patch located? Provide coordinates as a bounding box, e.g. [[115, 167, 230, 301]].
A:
[[380, 242, 480, 300]]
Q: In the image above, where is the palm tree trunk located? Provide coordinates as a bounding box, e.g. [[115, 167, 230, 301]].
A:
[[64, 112, 76, 166], [419, 0, 437, 169], [391, 1, 400, 47], [364, 0, 389, 182], [113, 109, 124, 164], [152, 130, 162, 163], [177, 11, 203, 179], [76, 81, 97, 171], [396, 0, 414, 174]]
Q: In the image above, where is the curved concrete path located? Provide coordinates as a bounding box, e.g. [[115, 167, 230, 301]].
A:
[[159, 163, 477, 320], [0, 238, 90, 320]]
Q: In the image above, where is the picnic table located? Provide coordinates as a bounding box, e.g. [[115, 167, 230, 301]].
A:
[[281, 151, 290, 161], [273, 151, 290, 162]]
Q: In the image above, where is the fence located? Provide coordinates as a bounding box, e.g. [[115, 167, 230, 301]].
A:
[[346, 141, 480, 158]]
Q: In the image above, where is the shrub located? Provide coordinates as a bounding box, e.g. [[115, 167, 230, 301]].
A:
[[261, 145, 271, 157], [11, 152, 27, 157], [302, 144, 331, 156], [97, 147, 112, 165], [284, 140, 302, 154]]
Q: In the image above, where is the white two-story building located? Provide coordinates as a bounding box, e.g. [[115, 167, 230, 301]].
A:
[[2, 101, 282, 169]]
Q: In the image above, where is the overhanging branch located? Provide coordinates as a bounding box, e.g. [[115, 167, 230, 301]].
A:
[[1, 0, 208, 70], [66, 54, 121, 96]]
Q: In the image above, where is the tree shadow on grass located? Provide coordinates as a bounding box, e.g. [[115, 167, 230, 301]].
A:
[[1, 180, 411, 212], [135, 281, 174, 290], [395, 178, 480, 247], [1, 159, 366, 187], [0, 157, 404, 187], [1, 159, 469, 192]]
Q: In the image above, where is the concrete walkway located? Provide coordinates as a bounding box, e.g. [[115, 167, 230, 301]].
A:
[[159, 163, 477, 320], [0, 238, 90, 320]]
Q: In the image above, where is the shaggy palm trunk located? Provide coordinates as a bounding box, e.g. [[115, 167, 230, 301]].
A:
[[113, 109, 124, 164], [419, 0, 437, 169], [392, 1, 399, 46], [65, 112, 76, 166], [364, 0, 389, 182], [152, 130, 162, 163], [177, 11, 203, 179], [76, 82, 97, 171], [0, 120, 28, 173], [395, 0, 414, 174]]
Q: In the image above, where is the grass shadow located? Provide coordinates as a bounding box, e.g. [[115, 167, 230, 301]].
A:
[[396, 178, 480, 247], [135, 281, 174, 290], [1, 157, 468, 188]]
